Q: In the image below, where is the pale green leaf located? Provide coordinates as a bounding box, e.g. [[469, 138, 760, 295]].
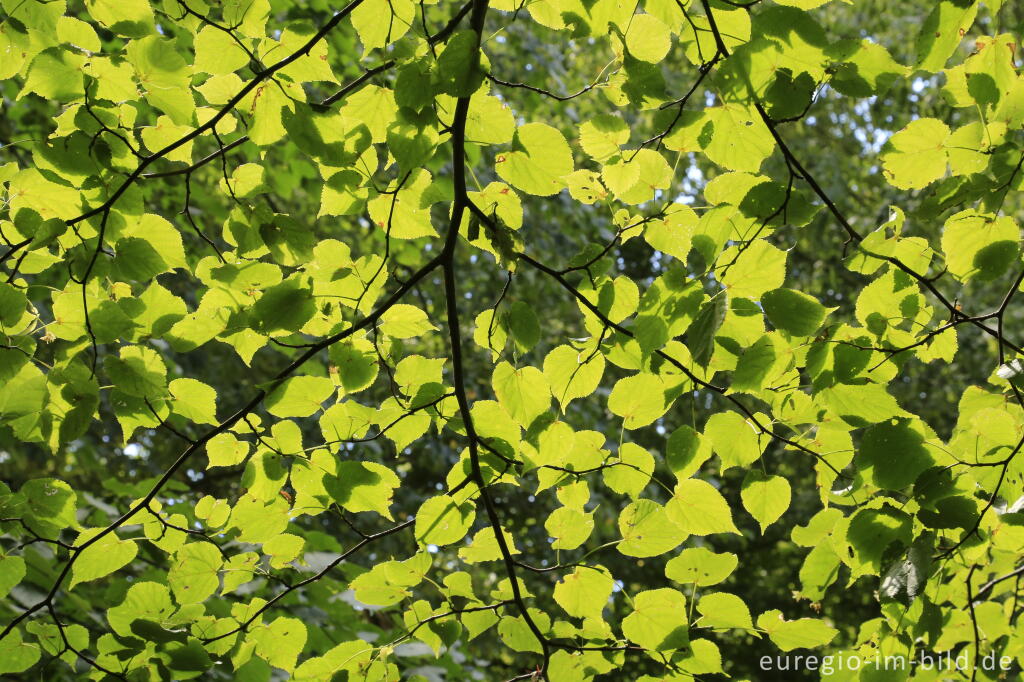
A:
[[625, 14, 672, 63], [618, 499, 686, 557], [756, 609, 838, 651], [666, 479, 740, 536], [880, 118, 950, 190], [697, 592, 753, 630], [622, 588, 690, 651], [496, 123, 573, 196], [492, 362, 550, 428], [266, 376, 335, 418], [70, 529, 138, 588], [761, 288, 827, 337], [380, 304, 436, 338], [415, 496, 475, 547], [740, 472, 791, 532], [665, 547, 738, 586], [168, 542, 223, 604], [553, 566, 614, 621]]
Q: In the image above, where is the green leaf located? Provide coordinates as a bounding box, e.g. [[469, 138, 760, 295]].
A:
[[880, 118, 950, 189], [823, 382, 908, 426], [622, 588, 690, 651], [437, 30, 484, 97], [506, 300, 540, 352], [326, 461, 400, 519], [675, 638, 725, 675], [193, 26, 250, 74], [0, 554, 27, 599], [0, 283, 28, 328], [686, 295, 728, 368], [666, 425, 714, 481], [553, 566, 614, 620], [230, 494, 290, 544], [319, 401, 374, 442], [740, 472, 791, 532], [618, 499, 686, 557], [498, 610, 550, 653], [496, 123, 574, 196], [8, 168, 82, 221], [0, 359, 41, 414], [608, 373, 670, 429], [799, 543, 841, 601], [22, 478, 78, 535], [293, 641, 375, 679], [265, 376, 335, 418], [588, 276, 640, 324], [916, 0, 978, 72], [380, 304, 436, 338], [351, 0, 414, 49], [941, 211, 1020, 283], [603, 442, 655, 497], [22, 48, 85, 102], [544, 344, 605, 411], [459, 526, 519, 564], [222, 163, 266, 198], [645, 206, 697, 262], [567, 169, 603, 203], [625, 14, 672, 63], [248, 84, 290, 146], [113, 219, 185, 279], [467, 96, 517, 145], [168, 542, 223, 604], [792, 508, 843, 547], [206, 432, 250, 468], [252, 279, 316, 333], [127, 36, 193, 123], [774, 0, 832, 7], [704, 104, 775, 172], [106, 581, 174, 637], [69, 529, 138, 588], [761, 288, 827, 337], [492, 362, 550, 427], [665, 547, 738, 587], [666, 479, 740, 536], [86, 0, 155, 38], [350, 564, 411, 606], [252, 617, 307, 673], [856, 418, 935, 490], [0, 629, 40, 675], [704, 411, 765, 470], [731, 334, 779, 392], [830, 39, 909, 97], [169, 378, 218, 424], [415, 496, 475, 547], [329, 339, 378, 394], [697, 592, 753, 630], [678, 3, 751, 64], [545, 506, 595, 550], [104, 345, 167, 398], [579, 114, 629, 161], [602, 159, 641, 197], [167, 640, 213, 676], [721, 241, 787, 299], [840, 504, 913, 578], [880, 536, 932, 605], [756, 609, 838, 651]]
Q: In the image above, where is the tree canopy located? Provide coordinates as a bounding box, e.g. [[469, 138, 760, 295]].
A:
[[2, 0, 1024, 679]]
